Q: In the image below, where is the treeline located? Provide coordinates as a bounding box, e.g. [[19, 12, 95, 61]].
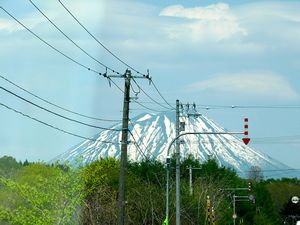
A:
[[0, 155, 299, 225]]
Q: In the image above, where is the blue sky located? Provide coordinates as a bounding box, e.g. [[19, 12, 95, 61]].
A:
[[0, 0, 300, 171]]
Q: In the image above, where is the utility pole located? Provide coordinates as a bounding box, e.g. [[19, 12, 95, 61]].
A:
[[165, 130, 247, 225], [165, 156, 171, 223], [165, 115, 250, 225], [233, 195, 236, 225], [112, 69, 151, 225], [117, 69, 131, 225], [175, 99, 181, 225], [189, 164, 193, 196]]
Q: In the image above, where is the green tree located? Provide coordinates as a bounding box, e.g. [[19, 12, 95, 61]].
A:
[[0, 162, 84, 225], [80, 158, 119, 225], [0, 156, 21, 178]]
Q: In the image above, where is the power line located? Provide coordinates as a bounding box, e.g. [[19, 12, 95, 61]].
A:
[[58, 0, 175, 109], [130, 101, 173, 106], [1, 6, 173, 114], [0, 86, 122, 131], [250, 135, 300, 144], [56, 0, 176, 116], [132, 78, 173, 110], [0, 74, 121, 122], [0, 102, 118, 144], [151, 80, 175, 110], [236, 168, 300, 174], [0, 6, 115, 77], [129, 119, 150, 157], [252, 135, 300, 140], [27, 0, 121, 75], [128, 129, 147, 159], [253, 168, 300, 172], [133, 100, 172, 113], [196, 104, 300, 110], [184, 139, 300, 145], [262, 170, 300, 178], [57, 0, 146, 76], [108, 77, 125, 93], [233, 105, 300, 109]]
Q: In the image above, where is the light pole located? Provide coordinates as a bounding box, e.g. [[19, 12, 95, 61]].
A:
[[165, 131, 244, 225], [233, 195, 236, 225], [165, 155, 171, 223]]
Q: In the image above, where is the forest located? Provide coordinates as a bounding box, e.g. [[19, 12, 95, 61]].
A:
[[0, 155, 300, 225]]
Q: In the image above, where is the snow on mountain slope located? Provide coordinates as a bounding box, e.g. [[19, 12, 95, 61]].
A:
[[51, 112, 298, 178]]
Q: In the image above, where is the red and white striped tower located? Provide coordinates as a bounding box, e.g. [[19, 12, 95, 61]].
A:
[[242, 118, 250, 145]]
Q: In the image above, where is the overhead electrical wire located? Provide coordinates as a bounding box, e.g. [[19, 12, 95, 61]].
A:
[[129, 119, 150, 157], [0, 74, 121, 122], [57, 0, 145, 76], [250, 168, 300, 172], [56, 0, 174, 110], [250, 135, 300, 144], [2, 5, 173, 113], [251, 141, 300, 145], [132, 100, 172, 113], [196, 104, 300, 110], [232, 105, 300, 109], [0, 6, 119, 77], [130, 101, 173, 106], [128, 129, 147, 159], [185, 139, 300, 145], [0, 86, 122, 131], [108, 73, 173, 114], [0, 102, 119, 144], [236, 168, 300, 175], [27, 0, 121, 75], [150, 80, 175, 110], [21, 1, 173, 113], [107, 77, 125, 93], [131, 78, 173, 110], [263, 170, 300, 178], [252, 135, 300, 140]]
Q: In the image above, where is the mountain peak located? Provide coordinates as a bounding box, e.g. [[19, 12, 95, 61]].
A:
[[51, 112, 298, 178]]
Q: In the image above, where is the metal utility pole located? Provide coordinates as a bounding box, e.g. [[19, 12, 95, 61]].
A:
[[165, 130, 246, 225], [165, 156, 171, 223], [233, 195, 236, 225], [175, 99, 181, 225], [189, 164, 193, 196], [117, 69, 131, 225]]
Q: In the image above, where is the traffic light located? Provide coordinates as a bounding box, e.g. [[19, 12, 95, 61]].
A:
[[248, 182, 252, 192], [248, 182, 255, 204]]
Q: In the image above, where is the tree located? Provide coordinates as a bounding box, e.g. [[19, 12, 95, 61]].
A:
[[0, 163, 84, 225], [0, 156, 21, 178], [80, 158, 119, 225]]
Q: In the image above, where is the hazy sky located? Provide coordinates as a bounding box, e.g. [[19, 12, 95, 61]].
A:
[[1, 0, 300, 173]]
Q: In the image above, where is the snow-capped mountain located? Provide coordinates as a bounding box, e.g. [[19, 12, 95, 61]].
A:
[[51, 112, 298, 178]]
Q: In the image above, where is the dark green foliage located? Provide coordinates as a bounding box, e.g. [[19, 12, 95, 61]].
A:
[[127, 158, 165, 186], [0, 155, 21, 178], [22, 159, 29, 166], [79, 156, 300, 225], [1, 155, 300, 225], [253, 182, 278, 223]]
